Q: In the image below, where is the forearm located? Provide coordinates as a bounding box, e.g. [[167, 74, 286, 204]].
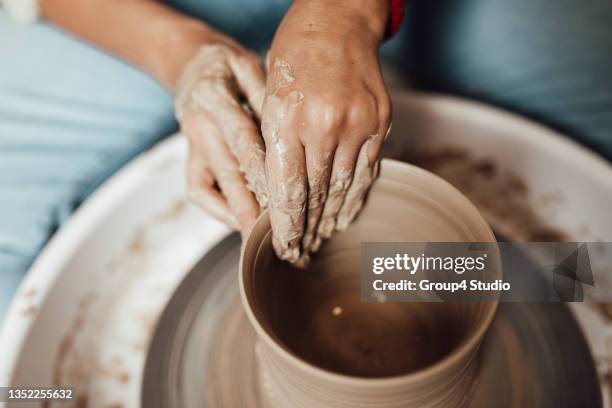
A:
[[40, 0, 216, 89]]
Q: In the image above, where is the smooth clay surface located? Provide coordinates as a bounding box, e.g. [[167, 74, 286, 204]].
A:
[[241, 159, 499, 408]]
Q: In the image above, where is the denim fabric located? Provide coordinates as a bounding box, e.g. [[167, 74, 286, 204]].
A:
[[401, 0, 612, 159]]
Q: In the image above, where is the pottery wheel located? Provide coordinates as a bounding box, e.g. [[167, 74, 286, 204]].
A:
[[142, 234, 602, 407]]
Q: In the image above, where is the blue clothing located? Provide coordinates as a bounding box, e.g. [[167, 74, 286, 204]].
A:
[[0, 11, 177, 317], [401, 0, 612, 158], [1, 0, 611, 319]]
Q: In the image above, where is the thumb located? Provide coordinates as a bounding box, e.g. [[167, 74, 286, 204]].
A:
[[228, 51, 266, 119]]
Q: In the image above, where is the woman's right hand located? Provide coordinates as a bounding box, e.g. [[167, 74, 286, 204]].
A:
[[174, 34, 268, 235]]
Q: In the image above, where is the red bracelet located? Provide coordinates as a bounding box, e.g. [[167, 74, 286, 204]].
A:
[[385, 0, 405, 39]]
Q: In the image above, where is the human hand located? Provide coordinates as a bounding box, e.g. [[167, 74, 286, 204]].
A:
[[175, 35, 268, 235], [261, 0, 392, 266]]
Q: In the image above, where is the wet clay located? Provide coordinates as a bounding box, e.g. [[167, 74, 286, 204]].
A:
[[261, 58, 308, 264], [398, 147, 567, 242], [335, 137, 379, 231], [241, 159, 498, 408], [175, 44, 269, 224]]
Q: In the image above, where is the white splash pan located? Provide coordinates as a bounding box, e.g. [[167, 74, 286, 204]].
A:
[[0, 135, 231, 407], [1, 91, 611, 408]]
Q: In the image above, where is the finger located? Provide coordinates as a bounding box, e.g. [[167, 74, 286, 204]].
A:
[[263, 125, 308, 266], [209, 98, 269, 209], [314, 144, 360, 248], [228, 51, 266, 118], [186, 144, 239, 229], [335, 111, 389, 231], [187, 114, 260, 232], [266, 147, 308, 265], [198, 120, 261, 235], [335, 137, 379, 231], [301, 145, 334, 255], [335, 113, 389, 231]]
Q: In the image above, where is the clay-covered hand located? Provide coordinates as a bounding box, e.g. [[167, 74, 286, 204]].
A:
[[175, 37, 267, 235], [261, 0, 391, 266]]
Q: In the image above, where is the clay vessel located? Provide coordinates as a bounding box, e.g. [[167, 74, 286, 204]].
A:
[[240, 159, 499, 408]]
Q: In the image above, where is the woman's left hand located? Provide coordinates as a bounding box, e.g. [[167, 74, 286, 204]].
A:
[[260, 0, 392, 266]]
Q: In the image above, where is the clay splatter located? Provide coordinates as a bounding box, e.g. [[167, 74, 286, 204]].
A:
[[398, 147, 568, 242]]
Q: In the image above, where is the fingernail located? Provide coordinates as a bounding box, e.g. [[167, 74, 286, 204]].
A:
[[336, 216, 351, 231], [272, 236, 301, 264], [293, 253, 310, 268], [311, 236, 322, 252]]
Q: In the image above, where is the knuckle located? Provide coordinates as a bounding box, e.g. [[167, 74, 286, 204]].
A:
[[307, 185, 327, 210], [308, 99, 345, 132], [191, 80, 214, 97], [288, 187, 308, 209], [272, 185, 307, 212], [328, 175, 351, 198], [347, 97, 374, 125]]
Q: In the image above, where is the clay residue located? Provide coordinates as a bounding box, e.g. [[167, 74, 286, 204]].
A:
[[316, 168, 352, 241], [269, 58, 295, 94], [43, 294, 95, 408], [175, 44, 269, 209], [401, 147, 567, 242], [19, 304, 37, 317], [238, 140, 269, 208], [49, 200, 190, 407], [17, 287, 39, 318], [175, 45, 237, 119], [52, 295, 94, 387], [336, 137, 378, 231], [261, 58, 310, 265], [20, 287, 37, 299], [301, 151, 334, 255]]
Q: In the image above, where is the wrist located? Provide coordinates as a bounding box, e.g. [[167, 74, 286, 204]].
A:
[[147, 18, 222, 90], [284, 0, 389, 45]]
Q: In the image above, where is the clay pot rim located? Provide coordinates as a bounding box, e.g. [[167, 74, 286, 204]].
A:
[[240, 159, 499, 386]]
